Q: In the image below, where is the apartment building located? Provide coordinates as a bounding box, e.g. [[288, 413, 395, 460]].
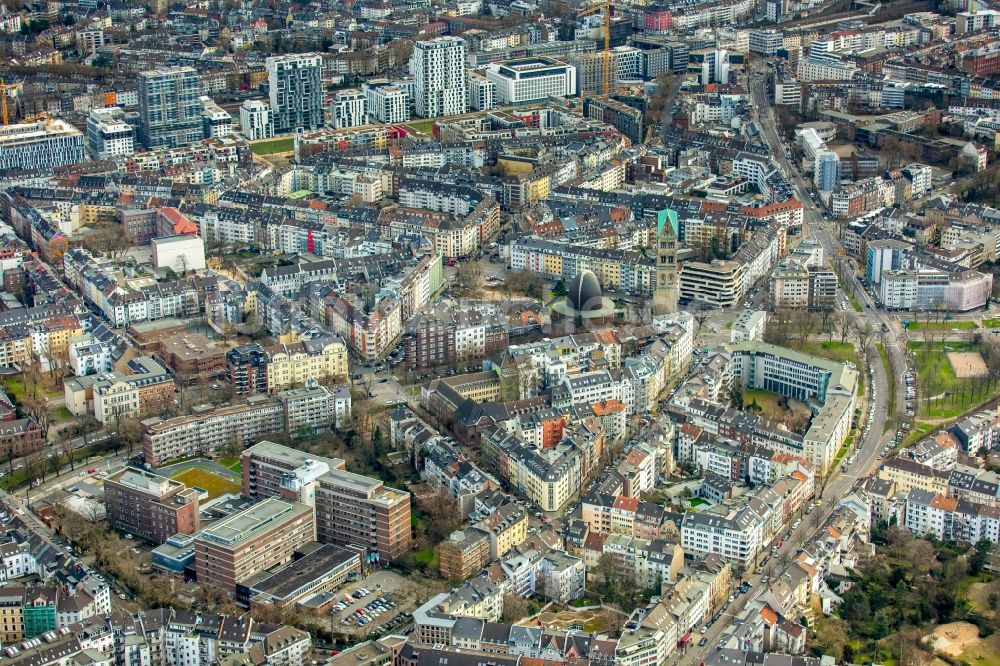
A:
[[194, 498, 315, 593], [413, 37, 467, 118], [510, 237, 655, 294], [679, 260, 744, 308], [137, 67, 203, 149], [362, 82, 410, 124], [104, 467, 200, 545], [239, 100, 274, 140], [225, 335, 348, 395], [439, 528, 491, 580], [266, 53, 324, 133], [92, 356, 174, 424], [241, 442, 412, 561], [85, 107, 135, 159], [330, 89, 367, 129], [141, 383, 349, 465], [680, 508, 764, 569]]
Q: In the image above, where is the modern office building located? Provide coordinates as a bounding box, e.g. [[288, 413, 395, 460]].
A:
[[486, 57, 577, 105], [413, 37, 468, 118], [330, 89, 367, 129], [240, 100, 274, 140], [880, 268, 993, 312], [85, 107, 135, 159], [266, 53, 324, 133], [194, 498, 315, 593], [137, 66, 203, 149], [0, 119, 85, 171], [104, 467, 200, 545], [241, 441, 412, 562], [679, 259, 745, 307]]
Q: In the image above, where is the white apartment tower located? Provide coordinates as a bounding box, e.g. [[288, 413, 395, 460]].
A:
[[240, 100, 274, 140], [330, 89, 367, 129], [266, 53, 324, 133], [362, 82, 410, 123], [86, 107, 135, 159], [413, 37, 468, 118]]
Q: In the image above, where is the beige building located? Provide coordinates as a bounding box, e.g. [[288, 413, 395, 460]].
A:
[[265, 337, 348, 392]]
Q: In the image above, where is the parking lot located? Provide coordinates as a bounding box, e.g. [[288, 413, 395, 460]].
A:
[[331, 571, 413, 636]]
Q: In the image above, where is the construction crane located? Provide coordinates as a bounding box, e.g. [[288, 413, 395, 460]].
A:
[[0, 65, 15, 126], [578, 0, 613, 96]]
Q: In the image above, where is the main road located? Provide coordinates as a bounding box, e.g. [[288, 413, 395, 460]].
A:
[[676, 66, 910, 666]]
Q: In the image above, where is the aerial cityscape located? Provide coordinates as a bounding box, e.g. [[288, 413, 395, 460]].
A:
[[4, 0, 1000, 665]]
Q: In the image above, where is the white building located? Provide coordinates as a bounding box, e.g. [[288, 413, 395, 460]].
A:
[[151, 235, 207, 272], [466, 72, 497, 111], [266, 53, 324, 132], [0, 119, 86, 171], [240, 100, 274, 140], [86, 107, 135, 159], [730, 310, 766, 343], [486, 57, 577, 105], [363, 82, 410, 123], [69, 334, 114, 376], [200, 96, 233, 138], [330, 89, 367, 129], [413, 37, 468, 118]]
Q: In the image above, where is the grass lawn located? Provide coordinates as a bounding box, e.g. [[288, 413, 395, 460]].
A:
[[800, 340, 865, 395], [901, 421, 935, 447], [877, 343, 895, 431], [983, 318, 1000, 329], [251, 137, 295, 155], [414, 546, 438, 569], [53, 406, 73, 421], [958, 633, 1000, 666], [2, 376, 62, 401], [908, 341, 995, 420], [170, 467, 240, 499], [905, 320, 977, 331], [217, 456, 241, 473], [408, 119, 437, 134], [689, 497, 708, 507], [743, 388, 787, 414]]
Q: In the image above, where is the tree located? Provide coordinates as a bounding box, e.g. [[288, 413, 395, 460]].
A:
[[456, 262, 483, 298], [727, 383, 744, 409], [969, 538, 991, 574], [502, 593, 531, 623], [423, 490, 462, 543], [82, 222, 130, 259]]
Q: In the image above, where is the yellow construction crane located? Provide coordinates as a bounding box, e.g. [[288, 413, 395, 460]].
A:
[[578, 0, 613, 96], [0, 82, 9, 125]]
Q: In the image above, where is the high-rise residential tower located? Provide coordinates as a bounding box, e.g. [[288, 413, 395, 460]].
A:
[[267, 53, 324, 133], [413, 37, 468, 118], [137, 66, 203, 149]]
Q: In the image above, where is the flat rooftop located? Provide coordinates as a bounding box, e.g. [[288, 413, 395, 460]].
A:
[[243, 543, 360, 599], [197, 498, 309, 547]]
